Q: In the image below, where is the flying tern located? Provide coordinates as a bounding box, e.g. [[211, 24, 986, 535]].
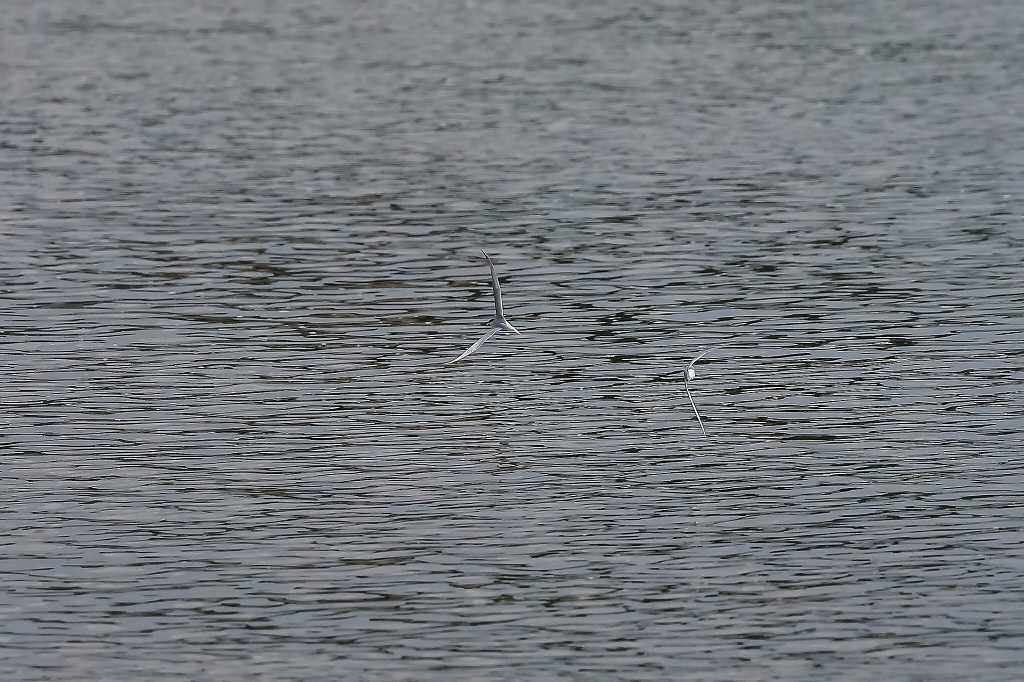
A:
[[446, 250, 520, 364], [668, 349, 712, 437]]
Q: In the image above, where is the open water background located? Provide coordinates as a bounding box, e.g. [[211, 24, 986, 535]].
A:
[[2, 1, 1023, 680]]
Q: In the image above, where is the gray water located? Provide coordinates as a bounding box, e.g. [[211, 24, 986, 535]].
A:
[[3, 1, 1024, 680]]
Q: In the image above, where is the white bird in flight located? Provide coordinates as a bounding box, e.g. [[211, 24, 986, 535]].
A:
[[674, 349, 712, 437], [446, 250, 521, 364]]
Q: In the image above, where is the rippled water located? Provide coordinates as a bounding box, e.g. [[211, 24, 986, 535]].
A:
[[3, 1, 1024, 680]]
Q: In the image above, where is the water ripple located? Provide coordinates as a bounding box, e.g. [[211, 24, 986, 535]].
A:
[[4, 0, 1024, 680]]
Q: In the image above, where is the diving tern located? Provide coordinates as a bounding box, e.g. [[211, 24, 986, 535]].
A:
[[446, 250, 520, 364]]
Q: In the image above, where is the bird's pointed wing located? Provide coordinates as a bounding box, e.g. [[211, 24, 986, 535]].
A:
[[684, 381, 707, 437], [688, 348, 712, 370], [481, 249, 504, 319], [662, 350, 713, 379], [446, 328, 499, 365]]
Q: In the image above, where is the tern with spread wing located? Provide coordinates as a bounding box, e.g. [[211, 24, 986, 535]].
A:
[[669, 349, 712, 437], [446, 250, 520, 364]]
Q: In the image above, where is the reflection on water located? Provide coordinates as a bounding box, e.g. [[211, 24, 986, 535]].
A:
[[3, 0, 1024, 680]]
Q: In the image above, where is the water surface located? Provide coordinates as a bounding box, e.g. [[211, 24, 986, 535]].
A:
[[3, 1, 1023, 680]]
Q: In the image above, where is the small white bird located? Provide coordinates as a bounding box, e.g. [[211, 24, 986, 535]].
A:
[[676, 349, 712, 437], [447, 250, 521, 364]]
